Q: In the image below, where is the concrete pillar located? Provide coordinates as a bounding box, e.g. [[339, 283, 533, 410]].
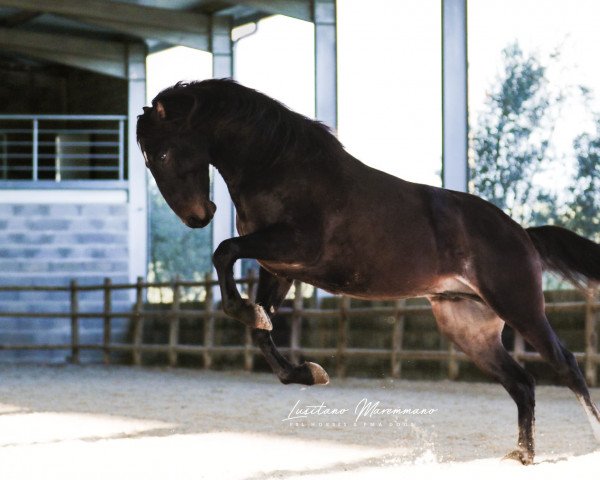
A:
[[209, 15, 238, 282], [313, 0, 337, 130], [442, 0, 468, 192], [313, 0, 337, 303], [126, 43, 148, 282]]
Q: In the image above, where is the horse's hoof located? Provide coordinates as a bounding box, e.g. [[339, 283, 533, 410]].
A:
[[502, 449, 534, 465], [306, 362, 330, 385], [252, 304, 272, 331], [279, 362, 330, 386]]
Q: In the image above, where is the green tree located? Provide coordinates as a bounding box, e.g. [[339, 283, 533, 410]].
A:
[[148, 182, 213, 282], [562, 121, 600, 242], [470, 43, 562, 226]]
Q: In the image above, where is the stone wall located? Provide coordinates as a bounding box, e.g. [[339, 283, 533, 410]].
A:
[[0, 199, 131, 362]]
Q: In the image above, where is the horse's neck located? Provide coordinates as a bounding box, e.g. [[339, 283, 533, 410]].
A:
[[211, 157, 243, 207]]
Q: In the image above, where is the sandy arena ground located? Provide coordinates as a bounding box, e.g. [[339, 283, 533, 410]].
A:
[[0, 364, 598, 479]]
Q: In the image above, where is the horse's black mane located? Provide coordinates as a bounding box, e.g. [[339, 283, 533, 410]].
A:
[[139, 79, 344, 164]]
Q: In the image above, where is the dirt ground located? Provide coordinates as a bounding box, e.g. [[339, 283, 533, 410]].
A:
[[0, 364, 598, 479]]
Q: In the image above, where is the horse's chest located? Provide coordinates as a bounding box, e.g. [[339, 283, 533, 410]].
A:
[[236, 214, 272, 238], [235, 214, 252, 236], [234, 194, 286, 237]]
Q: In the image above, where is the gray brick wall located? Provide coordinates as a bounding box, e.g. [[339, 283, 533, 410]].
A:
[[0, 202, 132, 362]]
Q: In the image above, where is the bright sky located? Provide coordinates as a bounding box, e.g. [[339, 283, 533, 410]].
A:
[[147, 0, 600, 192]]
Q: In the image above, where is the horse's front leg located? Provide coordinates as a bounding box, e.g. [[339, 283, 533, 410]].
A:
[[212, 226, 329, 385], [212, 231, 281, 331], [253, 267, 329, 385]]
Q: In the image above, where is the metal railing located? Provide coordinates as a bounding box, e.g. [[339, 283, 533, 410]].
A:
[[0, 115, 127, 182]]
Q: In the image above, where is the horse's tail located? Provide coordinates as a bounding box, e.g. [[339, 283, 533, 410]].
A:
[[526, 225, 600, 288]]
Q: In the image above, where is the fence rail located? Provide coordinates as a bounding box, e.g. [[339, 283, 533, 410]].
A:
[[0, 273, 598, 386], [0, 114, 126, 182]]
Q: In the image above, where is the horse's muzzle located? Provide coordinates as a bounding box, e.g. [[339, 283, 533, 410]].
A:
[[186, 214, 211, 228], [183, 201, 216, 228]]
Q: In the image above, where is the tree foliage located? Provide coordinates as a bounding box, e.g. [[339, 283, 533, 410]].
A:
[[148, 182, 213, 282], [470, 43, 562, 226], [562, 121, 600, 242], [471, 41, 599, 245]]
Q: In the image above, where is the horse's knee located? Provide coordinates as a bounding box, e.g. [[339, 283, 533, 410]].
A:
[[222, 299, 273, 330], [220, 296, 247, 318], [221, 298, 238, 317], [212, 239, 238, 271]]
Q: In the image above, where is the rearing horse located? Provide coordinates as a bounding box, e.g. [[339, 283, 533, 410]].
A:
[[137, 79, 600, 465]]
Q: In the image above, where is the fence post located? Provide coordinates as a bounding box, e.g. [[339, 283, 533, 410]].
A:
[[513, 331, 525, 368], [103, 278, 112, 365], [585, 284, 598, 387], [203, 272, 215, 369], [337, 295, 350, 378], [168, 276, 181, 367], [132, 276, 144, 366], [290, 280, 303, 364], [448, 343, 459, 380], [391, 299, 405, 378], [70, 279, 79, 364], [244, 270, 256, 371]]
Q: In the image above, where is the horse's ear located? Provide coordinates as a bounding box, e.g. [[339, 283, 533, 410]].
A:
[[156, 101, 166, 120]]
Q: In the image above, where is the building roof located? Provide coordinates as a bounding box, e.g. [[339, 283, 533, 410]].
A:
[[0, 0, 314, 76]]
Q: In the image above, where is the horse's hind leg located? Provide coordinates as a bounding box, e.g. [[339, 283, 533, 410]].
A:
[[507, 314, 600, 442], [475, 268, 600, 444], [430, 297, 536, 464], [253, 267, 329, 386]]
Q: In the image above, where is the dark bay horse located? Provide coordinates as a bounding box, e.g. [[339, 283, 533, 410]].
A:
[[137, 79, 600, 464]]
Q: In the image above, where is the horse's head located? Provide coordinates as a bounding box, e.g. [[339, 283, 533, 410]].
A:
[[136, 99, 216, 229]]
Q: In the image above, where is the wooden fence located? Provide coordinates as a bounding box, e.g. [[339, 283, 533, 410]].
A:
[[0, 273, 598, 386]]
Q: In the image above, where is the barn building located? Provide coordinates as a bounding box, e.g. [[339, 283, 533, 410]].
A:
[[0, 0, 468, 361]]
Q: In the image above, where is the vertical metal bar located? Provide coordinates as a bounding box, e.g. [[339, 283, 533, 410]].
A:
[[312, 0, 338, 130], [32, 118, 39, 181], [337, 295, 349, 378], [210, 14, 238, 287], [585, 284, 598, 387], [132, 276, 144, 366], [168, 276, 181, 367], [391, 299, 405, 378], [70, 280, 79, 364], [127, 43, 148, 283], [203, 272, 215, 369], [442, 0, 468, 192], [118, 119, 125, 181], [103, 278, 112, 365], [244, 270, 256, 371], [290, 280, 303, 365]]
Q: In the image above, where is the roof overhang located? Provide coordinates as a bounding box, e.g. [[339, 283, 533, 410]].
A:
[[0, 0, 314, 77]]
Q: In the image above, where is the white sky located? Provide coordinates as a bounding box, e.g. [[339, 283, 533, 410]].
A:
[[147, 0, 600, 191]]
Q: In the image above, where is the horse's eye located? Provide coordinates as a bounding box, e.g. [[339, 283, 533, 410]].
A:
[[160, 153, 168, 162]]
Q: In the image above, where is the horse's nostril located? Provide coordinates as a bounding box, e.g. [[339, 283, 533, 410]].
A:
[[186, 215, 209, 229]]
